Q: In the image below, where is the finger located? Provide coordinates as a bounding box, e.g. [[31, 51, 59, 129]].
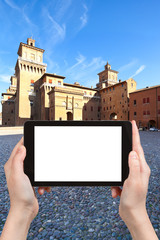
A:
[[132, 120, 146, 164], [45, 187, 51, 192], [38, 187, 45, 195], [11, 145, 26, 174], [111, 187, 122, 198], [128, 151, 140, 180], [32, 187, 37, 198], [8, 137, 24, 166]]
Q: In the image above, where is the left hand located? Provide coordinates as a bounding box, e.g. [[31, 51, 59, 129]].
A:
[[4, 137, 51, 221]]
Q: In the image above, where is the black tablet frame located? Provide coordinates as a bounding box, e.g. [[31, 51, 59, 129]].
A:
[[24, 120, 132, 186]]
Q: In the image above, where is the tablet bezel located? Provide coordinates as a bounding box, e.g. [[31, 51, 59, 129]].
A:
[[24, 120, 132, 186]]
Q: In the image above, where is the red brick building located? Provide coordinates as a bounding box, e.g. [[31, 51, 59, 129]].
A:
[[129, 85, 160, 129]]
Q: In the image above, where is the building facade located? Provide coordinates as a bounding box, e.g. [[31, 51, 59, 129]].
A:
[[1, 37, 159, 128], [129, 85, 160, 129]]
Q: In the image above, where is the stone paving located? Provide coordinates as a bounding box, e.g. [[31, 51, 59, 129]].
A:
[[0, 132, 159, 239]]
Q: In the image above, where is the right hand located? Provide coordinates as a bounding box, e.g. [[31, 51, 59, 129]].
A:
[[111, 120, 151, 224]]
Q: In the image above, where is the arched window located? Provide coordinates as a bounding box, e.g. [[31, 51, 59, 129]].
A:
[[34, 67, 36, 73], [30, 66, 33, 72], [37, 68, 39, 73], [27, 65, 29, 71], [24, 65, 26, 71]]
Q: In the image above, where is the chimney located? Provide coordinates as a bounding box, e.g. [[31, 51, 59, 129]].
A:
[[119, 79, 121, 83]]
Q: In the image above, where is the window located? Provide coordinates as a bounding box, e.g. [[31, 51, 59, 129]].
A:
[[122, 93, 124, 98], [147, 97, 150, 103], [58, 81, 61, 85], [84, 105, 87, 111], [110, 88, 111, 91], [30, 53, 35, 61], [143, 98, 146, 104], [107, 107, 108, 110], [90, 92, 92, 96], [11, 110, 13, 113], [147, 110, 150, 115], [122, 83, 124, 87], [122, 105, 124, 108], [110, 106, 112, 110], [59, 117, 62, 121], [75, 103, 78, 108], [103, 89, 105, 93], [86, 118, 88, 120], [134, 100, 136, 105], [104, 107, 105, 111], [91, 106, 93, 111], [98, 106, 101, 112], [131, 83, 133, 88], [134, 112, 137, 116], [158, 109, 160, 114], [31, 80, 34, 86], [103, 98, 105, 102], [113, 87, 115, 90], [84, 91, 87, 95], [143, 111, 146, 115], [110, 97, 111, 101], [158, 96, 160, 101], [91, 118, 93, 120], [49, 79, 52, 84]]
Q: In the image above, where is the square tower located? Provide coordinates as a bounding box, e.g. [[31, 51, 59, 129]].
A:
[[96, 62, 119, 89], [15, 38, 47, 125]]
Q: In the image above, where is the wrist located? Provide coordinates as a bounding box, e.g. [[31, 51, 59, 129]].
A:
[[9, 206, 34, 224], [124, 208, 149, 229]]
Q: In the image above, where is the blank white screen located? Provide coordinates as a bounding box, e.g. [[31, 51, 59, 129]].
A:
[[34, 126, 122, 182]]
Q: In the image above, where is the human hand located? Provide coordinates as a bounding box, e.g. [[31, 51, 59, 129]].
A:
[[111, 120, 151, 224], [4, 137, 51, 222], [110, 121, 159, 240]]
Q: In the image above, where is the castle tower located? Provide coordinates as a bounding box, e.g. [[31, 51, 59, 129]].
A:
[[96, 62, 119, 89], [15, 38, 47, 125]]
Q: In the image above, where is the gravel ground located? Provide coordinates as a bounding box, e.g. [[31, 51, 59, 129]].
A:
[[0, 132, 159, 240]]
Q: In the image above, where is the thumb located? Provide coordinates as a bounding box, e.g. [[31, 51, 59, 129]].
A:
[[12, 145, 26, 174], [128, 151, 140, 180]]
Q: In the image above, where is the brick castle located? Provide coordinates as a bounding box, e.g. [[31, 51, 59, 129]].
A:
[[1, 38, 160, 129]]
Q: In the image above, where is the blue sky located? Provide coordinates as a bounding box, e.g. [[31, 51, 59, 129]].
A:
[[0, 0, 160, 112]]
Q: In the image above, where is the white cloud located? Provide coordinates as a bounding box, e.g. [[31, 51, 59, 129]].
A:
[[4, 0, 35, 26], [4, 0, 20, 11], [0, 74, 11, 83], [68, 53, 86, 70], [130, 65, 146, 78], [47, 12, 66, 41], [65, 54, 105, 87], [80, 4, 88, 30], [118, 59, 137, 72]]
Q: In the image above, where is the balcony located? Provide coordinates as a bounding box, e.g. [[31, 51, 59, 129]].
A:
[[18, 56, 47, 67]]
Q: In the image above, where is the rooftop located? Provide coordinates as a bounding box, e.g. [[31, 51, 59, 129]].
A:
[[129, 84, 160, 94]]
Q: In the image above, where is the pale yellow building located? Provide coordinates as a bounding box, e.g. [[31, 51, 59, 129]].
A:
[[1, 38, 137, 125]]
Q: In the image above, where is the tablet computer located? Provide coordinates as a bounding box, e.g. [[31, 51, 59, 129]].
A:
[[24, 120, 132, 186]]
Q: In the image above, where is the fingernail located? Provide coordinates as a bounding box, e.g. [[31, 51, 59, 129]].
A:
[[130, 151, 137, 159], [18, 146, 23, 153]]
